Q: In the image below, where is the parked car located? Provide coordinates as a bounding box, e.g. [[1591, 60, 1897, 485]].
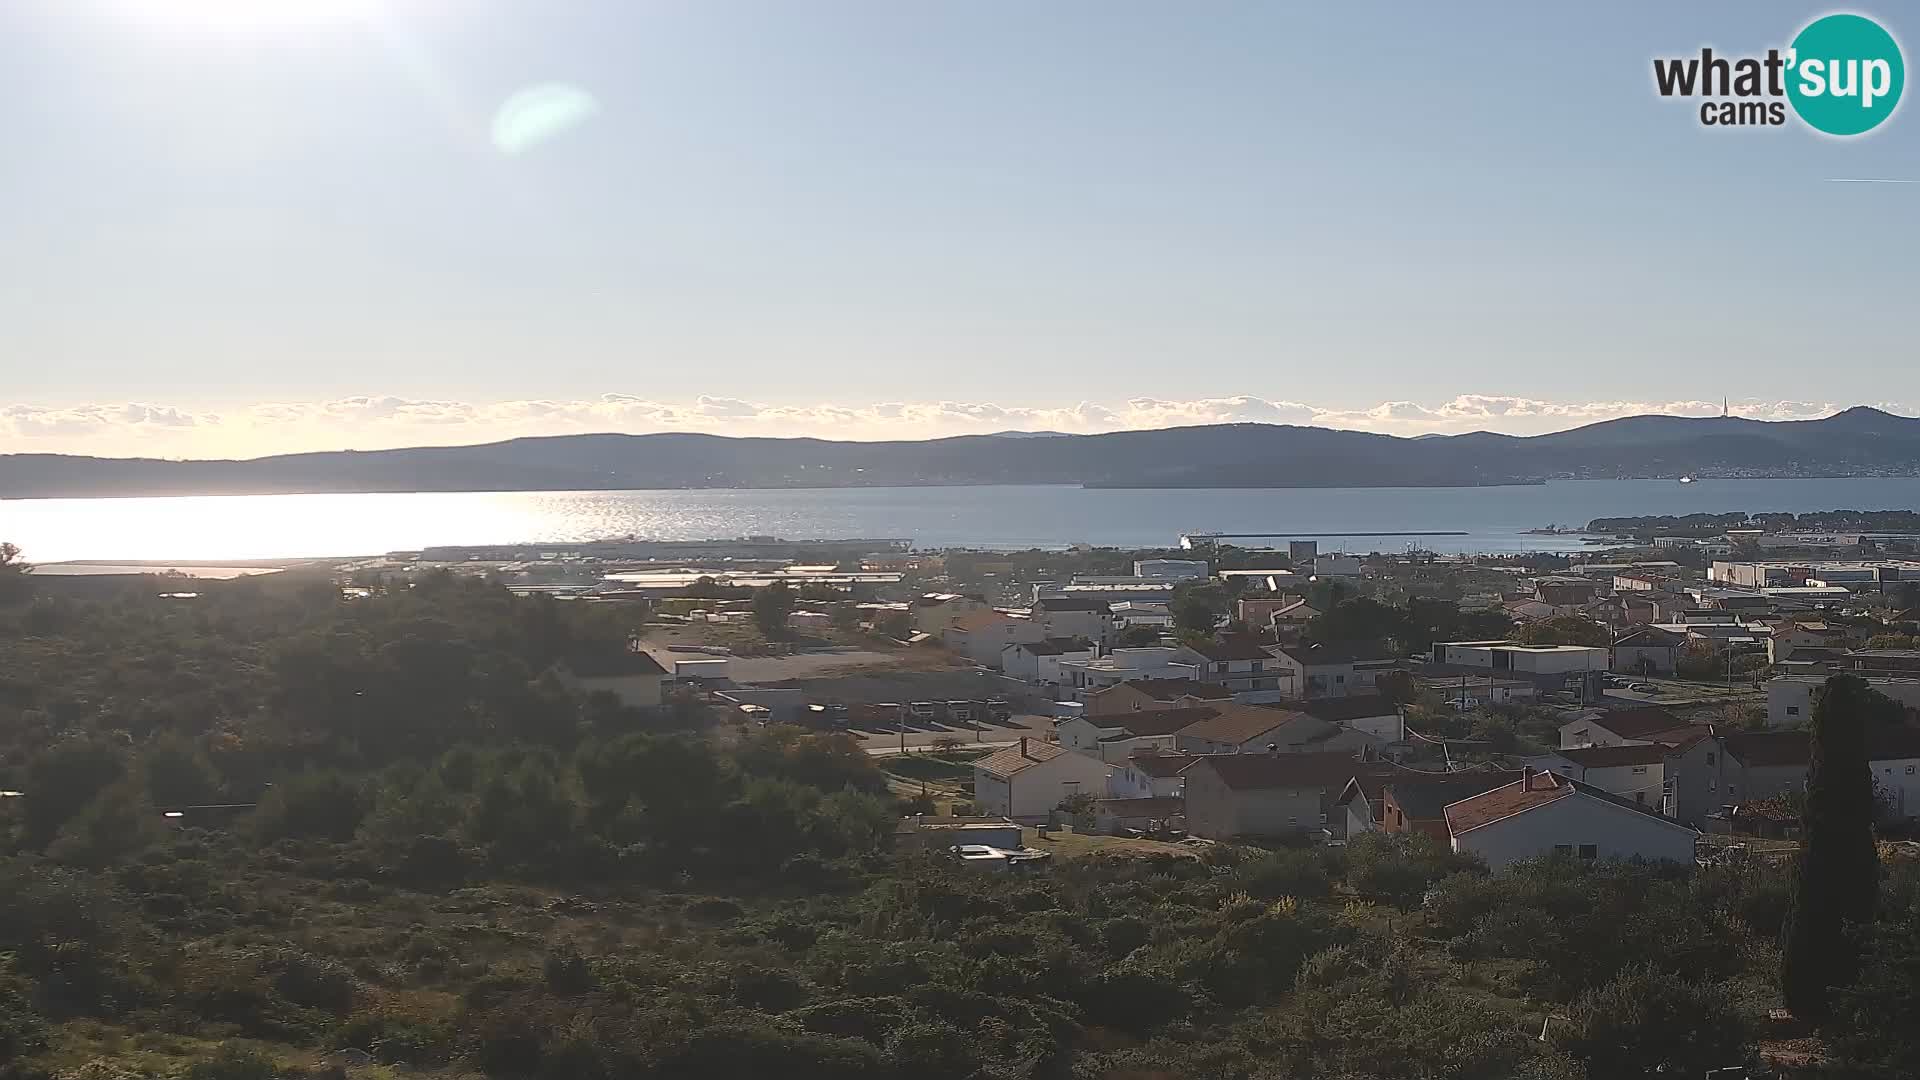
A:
[[1630, 683, 1660, 694], [987, 698, 1013, 721], [804, 703, 850, 730], [908, 701, 939, 720], [946, 700, 975, 721]]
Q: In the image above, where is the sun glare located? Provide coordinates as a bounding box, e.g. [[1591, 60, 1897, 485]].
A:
[[113, 0, 382, 31]]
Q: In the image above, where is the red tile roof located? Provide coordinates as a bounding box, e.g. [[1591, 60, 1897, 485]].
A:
[[1126, 752, 1202, 778], [1099, 678, 1233, 702], [1555, 743, 1671, 768], [1386, 771, 1526, 821], [1723, 730, 1811, 768], [1191, 750, 1373, 791], [1445, 769, 1691, 835], [974, 739, 1076, 779], [1096, 707, 1219, 738], [1443, 770, 1575, 834], [1094, 796, 1184, 816], [1177, 705, 1325, 746], [1589, 707, 1684, 740]]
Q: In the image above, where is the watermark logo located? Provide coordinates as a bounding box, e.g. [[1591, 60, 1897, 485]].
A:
[[1654, 12, 1904, 135]]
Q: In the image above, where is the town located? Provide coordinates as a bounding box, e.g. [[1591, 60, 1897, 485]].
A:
[[7, 519, 1920, 1079]]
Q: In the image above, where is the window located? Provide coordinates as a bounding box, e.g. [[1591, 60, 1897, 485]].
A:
[[1287, 816, 1298, 828], [1335, 674, 1346, 683], [1727, 785, 1736, 796], [1909, 765, 1916, 775], [1553, 844, 1573, 855], [1215, 662, 1228, 673], [1578, 844, 1598, 860], [1631, 766, 1648, 774], [1320, 812, 1329, 824], [1787, 706, 1800, 716], [1635, 792, 1646, 805], [1706, 752, 1715, 765], [1251, 660, 1264, 673]]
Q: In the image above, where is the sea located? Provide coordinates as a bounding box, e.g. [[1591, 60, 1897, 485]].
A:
[[6, 477, 1920, 564]]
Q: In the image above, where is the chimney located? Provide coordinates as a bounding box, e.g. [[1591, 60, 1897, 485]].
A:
[[1521, 765, 1535, 785], [1020, 736, 1029, 759]]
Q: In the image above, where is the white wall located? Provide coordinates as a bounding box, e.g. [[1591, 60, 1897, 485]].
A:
[[1452, 792, 1697, 874], [1056, 717, 1121, 754], [1580, 762, 1665, 810], [973, 753, 1115, 824], [1037, 609, 1109, 646], [1096, 733, 1177, 763], [1037, 649, 1095, 685], [1766, 679, 1818, 728]]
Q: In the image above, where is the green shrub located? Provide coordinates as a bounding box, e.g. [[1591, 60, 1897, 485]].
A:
[[1227, 849, 1331, 901], [248, 772, 368, 844], [184, 1044, 279, 1080]]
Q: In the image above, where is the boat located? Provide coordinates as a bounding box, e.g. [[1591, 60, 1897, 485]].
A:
[[1678, 476, 1695, 484]]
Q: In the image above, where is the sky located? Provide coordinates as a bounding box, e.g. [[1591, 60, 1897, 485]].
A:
[[3, 1, 1918, 458]]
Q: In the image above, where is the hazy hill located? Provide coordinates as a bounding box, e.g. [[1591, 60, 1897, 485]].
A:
[[5, 407, 1918, 497]]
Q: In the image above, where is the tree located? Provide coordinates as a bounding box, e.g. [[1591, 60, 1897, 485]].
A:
[[1780, 675, 1881, 1020], [1374, 668, 1415, 706], [0, 542, 29, 602], [23, 738, 125, 849], [1516, 616, 1610, 648], [1306, 597, 1408, 652], [753, 581, 796, 638], [1171, 584, 1227, 635], [1557, 963, 1748, 1078], [1116, 624, 1161, 648]]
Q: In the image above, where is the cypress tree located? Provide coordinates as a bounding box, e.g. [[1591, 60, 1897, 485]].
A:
[[1780, 675, 1881, 1020]]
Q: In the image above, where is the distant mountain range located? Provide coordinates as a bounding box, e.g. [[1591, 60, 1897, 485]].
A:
[[6, 407, 1920, 498]]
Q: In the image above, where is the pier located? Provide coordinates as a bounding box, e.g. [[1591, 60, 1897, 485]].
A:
[[1180, 530, 1470, 548]]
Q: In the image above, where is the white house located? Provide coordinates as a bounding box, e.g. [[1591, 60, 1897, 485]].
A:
[[1133, 559, 1209, 581], [1001, 637, 1096, 685], [1031, 597, 1115, 648], [1107, 752, 1200, 799], [1059, 647, 1205, 693], [1300, 694, 1405, 742], [1611, 626, 1684, 675], [1521, 743, 1669, 812], [911, 593, 991, 636], [1187, 639, 1287, 695], [1766, 674, 1920, 728], [1271, 645, 1358, 699], [1174, 705, 1385, 757], [1443, 769, 1700, 873], [555, 650, 668, 709], [972, 738, 1114, 824], [1055, 707, 1215, 761], [944, 610, 1047, 667]]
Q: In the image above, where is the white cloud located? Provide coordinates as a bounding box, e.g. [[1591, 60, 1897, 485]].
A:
[[0, 394, 1891, 458]]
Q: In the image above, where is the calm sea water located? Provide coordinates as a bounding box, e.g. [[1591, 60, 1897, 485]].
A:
[[6, 478, 1920, 563]]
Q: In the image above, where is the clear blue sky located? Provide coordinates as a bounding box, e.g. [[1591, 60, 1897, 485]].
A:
[[3, 1, 1916, 455]]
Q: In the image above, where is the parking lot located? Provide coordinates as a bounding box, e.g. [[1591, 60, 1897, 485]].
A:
[[851, 710, 1055, 754]]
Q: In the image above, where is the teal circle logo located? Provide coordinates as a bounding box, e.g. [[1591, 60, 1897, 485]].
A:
[[1786, 13, 1904, 135]]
